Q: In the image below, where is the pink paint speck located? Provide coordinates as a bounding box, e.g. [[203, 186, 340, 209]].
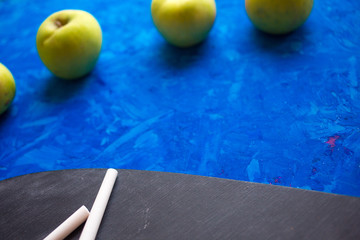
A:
[[269, 177, 282, 185], [274, 176, 282, 184], [326, 135, 340, 148]]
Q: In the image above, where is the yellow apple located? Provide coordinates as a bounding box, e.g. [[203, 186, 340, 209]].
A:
[[36, 10, 102, 80], [245, 0, 314, 35], [0, 63, 16, 115], [151, 0, 217, 47]]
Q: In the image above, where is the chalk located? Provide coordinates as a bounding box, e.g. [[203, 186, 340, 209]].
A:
[[79, 168, 118, 240], [43, 205, 89, 240]]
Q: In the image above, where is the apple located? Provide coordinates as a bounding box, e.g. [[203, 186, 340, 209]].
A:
[[151, 0, 217, 47], [245, 0, 313, 35], [0, 63, 16, 115], [36, 10, 102, 80]]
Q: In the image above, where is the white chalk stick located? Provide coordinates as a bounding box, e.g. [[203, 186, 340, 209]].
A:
[[79, 168, 118, 240], [43, 205, 89, 240]]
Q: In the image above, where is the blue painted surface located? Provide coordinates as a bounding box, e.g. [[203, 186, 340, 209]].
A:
[[0, 0, 360, 196]]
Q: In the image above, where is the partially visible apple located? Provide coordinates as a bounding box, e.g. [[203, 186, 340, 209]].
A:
[[245, 0, 313, 35], [0, 63, 16, 115], [36, 10, 102, 80], [151, 0, 217, 47]]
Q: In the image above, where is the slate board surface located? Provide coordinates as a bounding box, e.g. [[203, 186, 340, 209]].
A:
[[0, 169, 360, 240], [1, 0, 360, 197]]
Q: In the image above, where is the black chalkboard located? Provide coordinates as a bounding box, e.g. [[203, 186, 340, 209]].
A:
[[0, 169, 359, 239]]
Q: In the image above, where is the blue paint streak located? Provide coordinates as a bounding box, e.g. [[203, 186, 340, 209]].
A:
[[0, 0, 360, 197]]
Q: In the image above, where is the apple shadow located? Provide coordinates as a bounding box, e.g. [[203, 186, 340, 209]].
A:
[[158, 40, 208, 69], [0, 108, 14, 133], [251, 25, 309, 54], [41, 75, 89, 103], [0, 108, 11, 126]]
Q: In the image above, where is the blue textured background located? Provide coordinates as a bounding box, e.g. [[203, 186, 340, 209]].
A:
[[1, 0, 360, 196]]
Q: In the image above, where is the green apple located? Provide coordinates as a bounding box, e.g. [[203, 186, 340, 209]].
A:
[[245, 0, 313, 35], [151, 0, 217, 47], [0, 63, 16, 115], [36, 10, 102, 80]]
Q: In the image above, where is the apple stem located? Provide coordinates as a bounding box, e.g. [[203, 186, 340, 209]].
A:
[[54, 19, 66, 28]]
